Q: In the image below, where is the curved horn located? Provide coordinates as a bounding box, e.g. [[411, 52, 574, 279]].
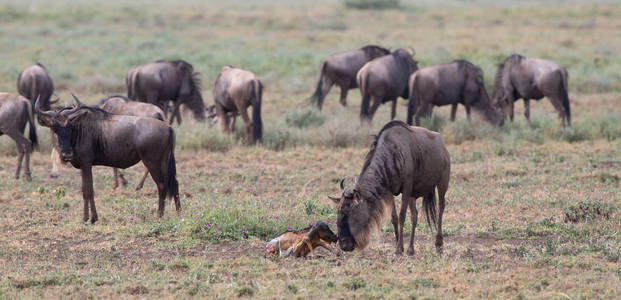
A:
[[35, 96, 57, 118], [49, 92, 60, 104], [71, 93, 84, 107], [339, 178, 345, 191], [327, 195, 340, 202]]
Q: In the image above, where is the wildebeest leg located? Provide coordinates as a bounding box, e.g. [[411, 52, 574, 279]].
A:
[[396, 191, 410, 255], [317, 240, 339, 255], [216, 104, 230, 134], [436, 177, 449, 253], [415, 102, 432, 126], [239, 109, 252, 145], [135, 168, 150, 191], [170, 102, 182, 125], [81, 166, 97, 223], [450, 103, 457, 122], [547, 96, 567, 128], [7, 133, 26, 180], [339, 86, 348, 106], [144, 161, 167, 217], [509, 99, 515, 122], [367, 98, 382, 123], [390, 99, 397, 120], [112, 168, 119, 190], [407, 197, 418, 256], [228, 115, 236, 134], [390, 200, 399, 245], [523, 99, 531, 127], [465, 105, 472, 122], [50, 148, 60, 178]]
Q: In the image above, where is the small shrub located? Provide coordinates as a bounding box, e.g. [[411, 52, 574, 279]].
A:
[[344, 0, 400, 10], [419, 115, 446, 133], [236, 285, 255, 297], [344, 277, 366, 290], [284, 107, 326, 129], [442, 119, 475, 144], [563, 200, 613, 223]]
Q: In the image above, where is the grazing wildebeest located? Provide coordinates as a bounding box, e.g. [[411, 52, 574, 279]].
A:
[[492, 54, 571, 127], [36, 94, 180, 223], [406, 60, 504, 126], [126, 59, 207, 125], [213, 66, 263, 144], [17, 63, 59, 112], [329, 120, 450, 255], [99, 95, 166, 190], [0, 93, 38, 181], [357, 49, 418, 123], [310, 45, 390, 110]]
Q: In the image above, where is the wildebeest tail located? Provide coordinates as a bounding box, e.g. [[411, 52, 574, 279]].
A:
[[165, 128, 179, 200], [423, 190, 438, 231], [251, 80, 263, 143], [360, 73, 370, 120], [310, 62, 327, 108], [560, 68, 571, 125], [406, 74, 418, 125], [127, 71, 138, 100], [25, 101, 38, 150]]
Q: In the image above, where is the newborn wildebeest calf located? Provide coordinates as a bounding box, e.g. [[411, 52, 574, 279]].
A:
[[329, 120, 450, 256], [35, 94, 180, 223], [265, 221, 339, 258]]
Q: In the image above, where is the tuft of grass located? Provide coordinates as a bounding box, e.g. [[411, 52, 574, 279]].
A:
[[344, 0, 400, 10], [344, 277, 366, 290], [284, 107, 326, 129], [563, 200, 613, 223]]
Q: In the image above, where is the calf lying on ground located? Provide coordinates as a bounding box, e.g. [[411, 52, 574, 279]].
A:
[[265, 221, 339, 258]]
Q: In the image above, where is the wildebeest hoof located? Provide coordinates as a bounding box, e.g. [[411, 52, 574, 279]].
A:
[[25, 175, 32, 182], [134, 184, 144, 191], [407, 249, 415, 256], [90, 217, 98, 224], [49, 173, 59, 179]]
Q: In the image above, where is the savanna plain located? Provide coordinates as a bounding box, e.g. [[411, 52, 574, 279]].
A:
[[0, 0, 620, 298]]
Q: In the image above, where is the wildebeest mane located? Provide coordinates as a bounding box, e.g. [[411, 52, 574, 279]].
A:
[[361, 45, 390, 57], [493, 54, 524, 97], [391, 49, 418, 74], [35, 62, 47, 70], [361, 120, 410, 176], [454, 59, 485, 88], [97, 95, 130, 106]]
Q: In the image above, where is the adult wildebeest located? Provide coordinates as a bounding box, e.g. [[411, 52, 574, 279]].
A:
[[406, 60, 504, 126], [310, 45, 390, 110], [213, 66, 263, 144], [329, 120, 450, 256], [17, 63, 59, 112], [492, 54, 571, 127], [357, 48, 418, 123], [36, 94, 180, 223], [126, 59, 207, 125], [99, 95, 166, 190], [0, 93, 38, 181]]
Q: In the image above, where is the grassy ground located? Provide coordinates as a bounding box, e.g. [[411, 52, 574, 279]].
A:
[[0, 0, 620, 298]]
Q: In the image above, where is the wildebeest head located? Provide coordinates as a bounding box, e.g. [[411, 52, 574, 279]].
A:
[[314, 221, 338, 244], [328, 178, 371, 251], [491, 54, 525, 113], [172, 60, 207, 121], [361, 45, 390, 59], [35, 94, 90, 162]]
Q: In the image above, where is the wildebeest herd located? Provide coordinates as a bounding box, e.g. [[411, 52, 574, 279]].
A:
[[0, 45, 572, 255]]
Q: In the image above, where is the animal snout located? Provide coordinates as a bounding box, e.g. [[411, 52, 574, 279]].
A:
[[338, 237, 355, 252], [60, 150, 73, 161]]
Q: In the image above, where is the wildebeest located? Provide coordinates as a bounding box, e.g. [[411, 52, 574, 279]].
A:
[[0, 93, 38, 181], [35, 94, 180, 223], [17, 63, 58, 112], [357, 49, 418, 123], [329, 120, 450, 255], [310, 45, 390, 110], [492, 54, 571, 127], [126, 59, 207, 125], [99, 95, 166, 190], [406, 60, 504, 126], [213, 66, 263, 144], [265, 221, 339, 258]]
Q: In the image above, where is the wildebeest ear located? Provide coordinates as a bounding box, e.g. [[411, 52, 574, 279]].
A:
[[67, 109, 89, 123]]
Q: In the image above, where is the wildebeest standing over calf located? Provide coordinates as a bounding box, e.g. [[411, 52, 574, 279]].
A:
[[357, 49, 419, 123], [213, 66, 263, 144], [310, 45, 390, 110], [17, 63, 58, 112], [492, 54, 571, 127], [329, 120, 450, 255], [126, 59, 207, 125], [99, 95, 167, 190], [0, 93, 38, 181], [35, 95, 180, 223], [406, 60, 504, 126]]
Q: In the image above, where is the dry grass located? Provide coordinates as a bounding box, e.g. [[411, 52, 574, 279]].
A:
[[0, 0, 620, 298]]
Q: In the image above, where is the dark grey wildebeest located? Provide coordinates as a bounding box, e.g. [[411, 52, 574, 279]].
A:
[[0, 93, 38, 181], [126, 59, 207, 125], [357, 49, 418, 123], [17, 63, 58, 112], [213, 66, 263, 144], [329, 120, 450, 255], [492, 54, 571, 127], [406, 60, 504, 126], [99, 95, 166, 190], [310, 45, 390, 110], [36, 95, 180, 223]]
